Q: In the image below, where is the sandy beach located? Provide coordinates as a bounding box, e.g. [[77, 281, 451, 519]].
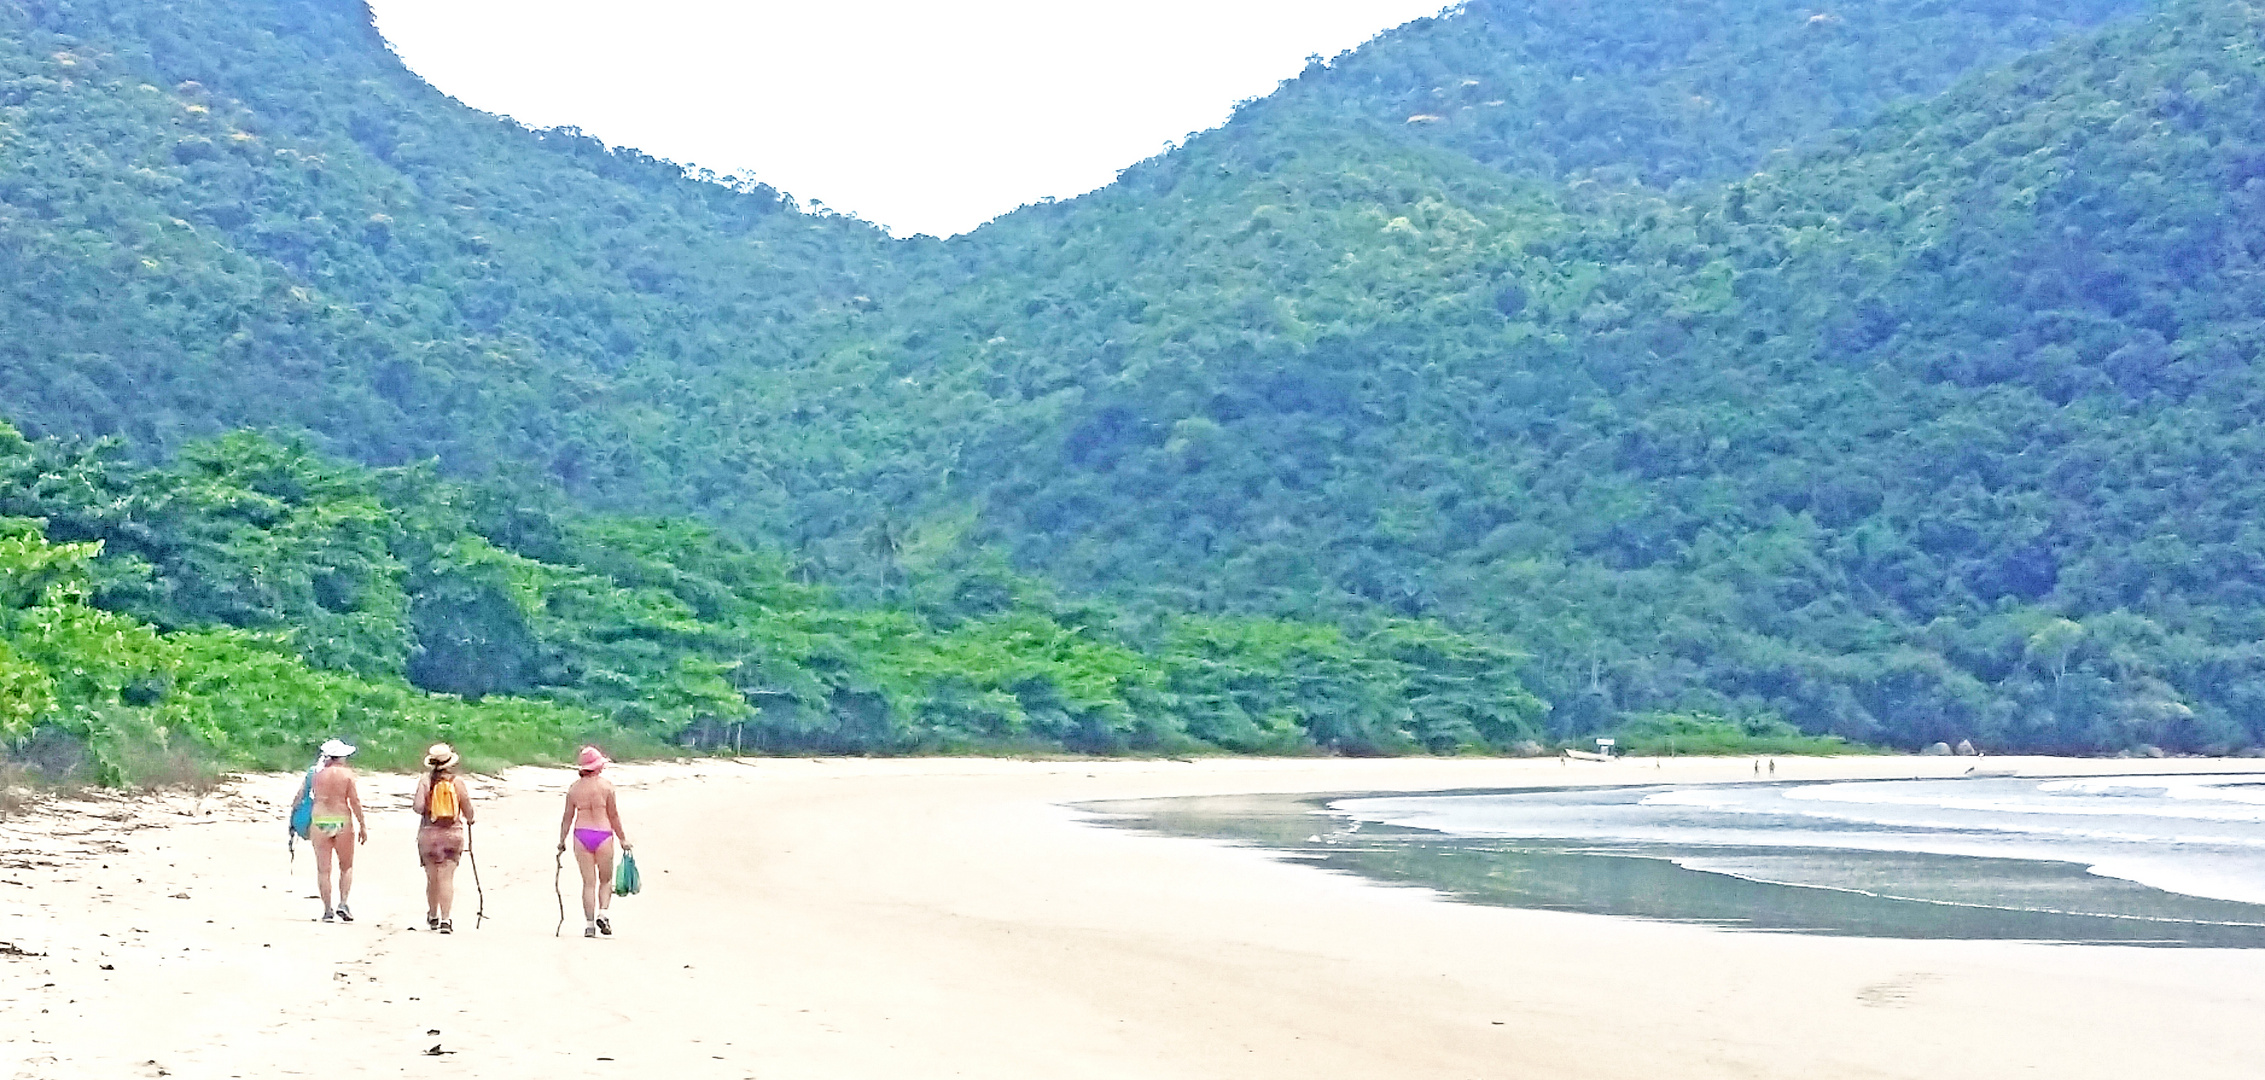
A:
[[4, 754, 2263, 1079]]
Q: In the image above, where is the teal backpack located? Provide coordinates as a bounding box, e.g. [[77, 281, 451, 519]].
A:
[[287, 766, 316, 860]]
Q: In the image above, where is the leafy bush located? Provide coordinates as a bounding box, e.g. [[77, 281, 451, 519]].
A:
[[1611, 712, 1858, 756], [1, 426, 1552, 776], [0, 510, 600, 782]]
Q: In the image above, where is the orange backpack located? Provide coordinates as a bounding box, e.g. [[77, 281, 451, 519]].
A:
[[427, 776, 461, 825]]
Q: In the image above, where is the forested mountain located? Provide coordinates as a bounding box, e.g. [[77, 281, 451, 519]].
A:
[[950, 0, 2265, 755], [1, 0, 915, 502], [1240, 0, 2146, 188], [9, 0, 2265, 769]]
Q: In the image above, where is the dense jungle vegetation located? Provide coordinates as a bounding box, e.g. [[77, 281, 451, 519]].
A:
[[1, 420, 1546, 778], [9, 0, 2265, 773], [1244, 0, 2147, 188]]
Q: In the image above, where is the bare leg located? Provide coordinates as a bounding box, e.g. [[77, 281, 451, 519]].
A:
[[573, 842, 601, 923], [595, 837, 615, 915], [423, 861, 442, 921], [335, 826, 356, 908], [434, 859, 458, 921], [313, 835, 336, 914]]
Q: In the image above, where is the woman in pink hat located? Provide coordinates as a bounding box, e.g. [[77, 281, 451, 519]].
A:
[[556, 745, 633, 938]]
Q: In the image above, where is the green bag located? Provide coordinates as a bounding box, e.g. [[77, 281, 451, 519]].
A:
[[613, 851, 641, 897]]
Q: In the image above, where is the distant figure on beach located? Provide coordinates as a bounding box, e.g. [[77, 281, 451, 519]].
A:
[[1768, 758, 1777, 775], [414, 743, 474, 934], [297, 739, 366, 923], [557, 746, 633, 938]]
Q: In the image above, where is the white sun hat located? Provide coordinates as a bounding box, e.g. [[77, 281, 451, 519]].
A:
[[319, 738, 357, 759]]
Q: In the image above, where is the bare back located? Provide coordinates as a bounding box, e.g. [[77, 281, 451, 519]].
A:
[[310, 763, 357, 817], [565, 774, 617, 831], [559, 769, 628, 930]]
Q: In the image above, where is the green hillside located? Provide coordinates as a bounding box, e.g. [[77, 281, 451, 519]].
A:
[[1, 420, 1546, 780], [1243, 0, 2145, 187], [2, 0, 2125, 539], [943, 0, 2265, 754], [10, 0, 2265, 769], [1, 0, 915, 508]]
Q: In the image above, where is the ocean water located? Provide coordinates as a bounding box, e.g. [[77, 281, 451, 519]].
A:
[[1088, 774, 2265, 946]]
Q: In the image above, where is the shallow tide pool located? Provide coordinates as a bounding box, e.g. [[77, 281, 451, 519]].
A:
[[1083, 774, 2265, 947]]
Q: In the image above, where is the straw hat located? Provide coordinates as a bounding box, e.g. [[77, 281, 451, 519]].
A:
[[424, 743, 460, 771], [319, 738, 356, 760], [576, 745, 609, 773]]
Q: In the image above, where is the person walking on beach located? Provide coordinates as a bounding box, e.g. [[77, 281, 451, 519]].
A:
[[557, 746, 633, 938], [296, 739, 367, 923], [414, 743, 474, 934]]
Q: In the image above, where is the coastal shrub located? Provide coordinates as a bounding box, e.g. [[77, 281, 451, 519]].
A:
[[0, 512, 603, 782], [2, 430, 1553, 774], [1610, 711, 1858, 756]]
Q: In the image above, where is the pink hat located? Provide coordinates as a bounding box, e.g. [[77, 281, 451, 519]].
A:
[[576, 745, 609, 773]]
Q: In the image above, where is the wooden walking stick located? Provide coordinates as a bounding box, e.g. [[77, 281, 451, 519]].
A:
[[465, 821, 487, 929]]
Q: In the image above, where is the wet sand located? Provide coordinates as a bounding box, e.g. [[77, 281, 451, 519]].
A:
[[3, 755, 2262, 1079]]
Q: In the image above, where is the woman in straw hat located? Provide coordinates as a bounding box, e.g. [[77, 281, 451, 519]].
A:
[[414, 743, 475, 933], [557, 745, 633, 938]]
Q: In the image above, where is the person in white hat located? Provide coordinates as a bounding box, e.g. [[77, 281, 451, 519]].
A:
[[306, 738, 367, 922]]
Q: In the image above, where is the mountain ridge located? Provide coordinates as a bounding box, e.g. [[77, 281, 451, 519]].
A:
[[11, 0, 2265, 759]]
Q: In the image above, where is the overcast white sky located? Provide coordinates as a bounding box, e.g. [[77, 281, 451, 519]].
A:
[[365, 1, 1449, 237]]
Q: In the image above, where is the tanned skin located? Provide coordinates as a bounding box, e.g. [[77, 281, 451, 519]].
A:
[[557, 772, 633, 928], [414, 769, 474, 927], [305, 758, 367, 917]]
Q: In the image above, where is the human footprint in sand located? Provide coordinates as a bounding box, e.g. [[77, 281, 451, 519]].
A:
[[557, 746, 632, 938], [414, 743, 475, 933], [299, 739, 367, 923]]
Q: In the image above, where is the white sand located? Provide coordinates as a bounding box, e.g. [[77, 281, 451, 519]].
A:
[[4, 755, 2263, 1079]]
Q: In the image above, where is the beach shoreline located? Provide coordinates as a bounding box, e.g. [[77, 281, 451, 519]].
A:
[[5, 754, 2262, 1079]]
